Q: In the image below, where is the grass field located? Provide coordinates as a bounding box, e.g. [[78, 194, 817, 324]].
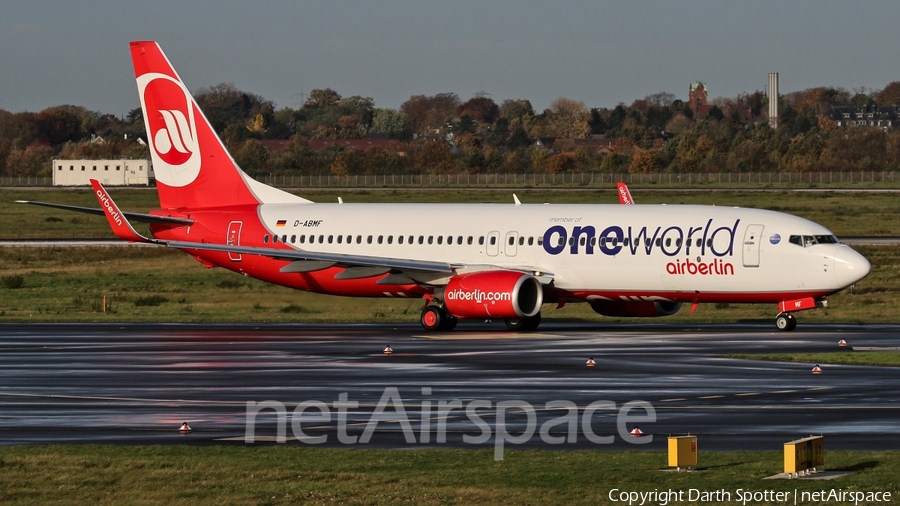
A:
[[1, 446, 898, 505], [0, 244, 895, 323], [1, 187, 898, 323], [724, 352, 900, 367], [4, 187, 900, 238]]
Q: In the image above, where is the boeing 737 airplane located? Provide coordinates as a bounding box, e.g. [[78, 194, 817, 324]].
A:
[[21, 41, 872, 332]]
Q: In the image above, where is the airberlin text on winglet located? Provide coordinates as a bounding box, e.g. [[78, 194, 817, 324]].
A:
[[95, 189, 123, 227]]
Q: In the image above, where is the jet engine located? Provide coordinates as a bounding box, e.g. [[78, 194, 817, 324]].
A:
[[443, 270, 543, 319], [589, 300, 682, 317]]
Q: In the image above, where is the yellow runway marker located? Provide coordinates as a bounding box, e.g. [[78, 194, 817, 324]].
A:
[[698, 395, 724, 399], [773, 390, 797, 394], [660, 398, 686, 402], [807, 386, 831, 391], [736, 392, 760, 397]]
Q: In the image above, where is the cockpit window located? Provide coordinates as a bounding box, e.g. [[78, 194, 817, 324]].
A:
[[789, 234, 839, 247], [815, 235, 839, 244]]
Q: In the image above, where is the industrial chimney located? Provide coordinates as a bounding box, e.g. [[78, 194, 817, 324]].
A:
[[768, 72, 779, 128]]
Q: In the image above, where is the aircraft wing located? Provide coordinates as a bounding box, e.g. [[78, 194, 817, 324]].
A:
[[88, 179, 457, 274], [165, 240, 457, 273], [16, 200, 194, 226]]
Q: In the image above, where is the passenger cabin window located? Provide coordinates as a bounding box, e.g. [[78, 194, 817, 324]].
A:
[[528, 237, 534, 246], [398, 235, 404, 244], [437, 236, 443, 245], [367, 236, 373, 244], [273, 235, 279, 244], [428, 236, 433, 244], [518, 237, 524, 246], [490, 236, 497, 245], [418, 236, 424, 245], [337, 235, 343, 244], [300, 235, 306, 244], [510, 237, 516, 246], [409, 235, 414, 244], [378, 235, 384, 244], [479, 237, 485, 245], [264, 235, 269, 243], [457, 236, 463, 245], [387, 235, 393, 244], [467, 236, 473, 245]]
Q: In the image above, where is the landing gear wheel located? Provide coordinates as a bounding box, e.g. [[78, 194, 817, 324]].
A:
[[505, 313, 541, 332], [421, 306, 443, 331], [441, 315, 458, 331], [775, 313, 797, 332]]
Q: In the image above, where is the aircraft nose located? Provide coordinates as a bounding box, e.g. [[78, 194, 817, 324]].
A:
[[833, 245, 871, 288]]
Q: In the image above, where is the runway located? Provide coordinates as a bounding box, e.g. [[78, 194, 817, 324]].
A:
[[1, 322, 899, 452]]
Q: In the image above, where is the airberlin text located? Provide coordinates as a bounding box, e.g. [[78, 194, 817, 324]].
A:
[[446, 288, 512, 304], [95, 189, 123, 227], [543, 218, 740, 276]]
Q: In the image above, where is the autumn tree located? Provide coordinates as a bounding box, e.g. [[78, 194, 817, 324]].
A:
[[305, 88, 342, 109], [547, 97, 590, 138], [876, 82, 900, 105], [456, 97, 499, 125], [401, 93, 460, 136]]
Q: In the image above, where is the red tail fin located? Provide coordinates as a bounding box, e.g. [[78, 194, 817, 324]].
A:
[[130, 41, 307, 209], [616, 182, 635, 205]]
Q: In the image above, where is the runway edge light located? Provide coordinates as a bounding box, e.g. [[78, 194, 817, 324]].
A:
[[668, 435, 698, 471]]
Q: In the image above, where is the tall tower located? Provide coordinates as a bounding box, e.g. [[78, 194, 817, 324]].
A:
[[768, 72, 779, 128]]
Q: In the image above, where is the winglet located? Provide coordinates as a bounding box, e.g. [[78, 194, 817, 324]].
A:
[[513, 194, 521, 206], [90, 179, 151, 243], [616, 182, 635, 205]]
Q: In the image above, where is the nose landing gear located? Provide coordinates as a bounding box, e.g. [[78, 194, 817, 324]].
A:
[[775, 312, 797, 331]]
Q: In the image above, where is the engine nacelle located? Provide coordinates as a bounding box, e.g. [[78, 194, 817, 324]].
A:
[[444, 271, 543, 319], [589, 300, 682, 318]]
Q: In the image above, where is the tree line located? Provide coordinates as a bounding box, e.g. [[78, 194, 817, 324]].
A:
[[4, 81, 900, 179]]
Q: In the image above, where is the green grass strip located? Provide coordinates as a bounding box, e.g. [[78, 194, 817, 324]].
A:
[[723, 352, 900, 367], [1, 446, 899, 505]]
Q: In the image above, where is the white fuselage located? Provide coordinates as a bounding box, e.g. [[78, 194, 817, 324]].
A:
[[256, 202, 870, 301]]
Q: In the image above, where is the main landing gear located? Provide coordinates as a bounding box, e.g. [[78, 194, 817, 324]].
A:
[[420, 305, 457, 331], [419, 304, 542, 332], [775, 312, 797, 332], [504, 313, 542, 332]]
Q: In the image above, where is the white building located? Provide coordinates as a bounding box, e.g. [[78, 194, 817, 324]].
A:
[[52, 159, 153, 186]]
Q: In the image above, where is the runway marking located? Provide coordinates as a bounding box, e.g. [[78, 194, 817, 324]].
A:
[[808, 387, 831, 391], [773, 390, 797, 394], [660, 398, 686, 402], [735, 392, 760, 396], [698, 395, 724, 399]]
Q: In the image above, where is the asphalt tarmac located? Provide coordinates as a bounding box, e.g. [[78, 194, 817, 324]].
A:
[[1, 322, 898, 452]]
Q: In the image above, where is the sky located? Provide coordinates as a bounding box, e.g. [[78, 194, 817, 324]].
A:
[[2, 1, 899, 117]]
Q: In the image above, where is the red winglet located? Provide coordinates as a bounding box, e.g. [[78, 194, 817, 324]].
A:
[[616, 182, 634, 205], [90, 179, 150, 243]]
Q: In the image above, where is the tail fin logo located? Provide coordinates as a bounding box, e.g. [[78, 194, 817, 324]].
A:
[[136, 73, 201, 187]]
